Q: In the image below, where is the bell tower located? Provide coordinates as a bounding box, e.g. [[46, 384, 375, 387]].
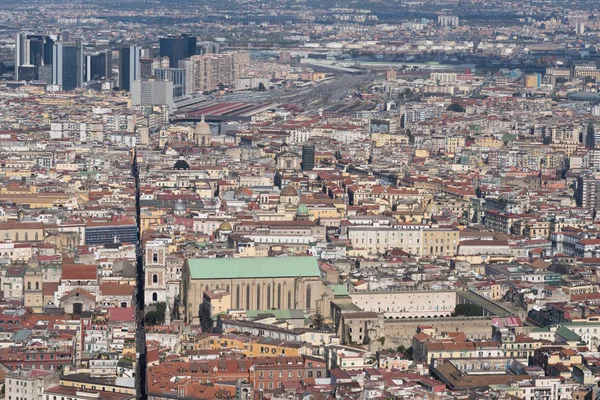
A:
[[144, 242, 168, 305]]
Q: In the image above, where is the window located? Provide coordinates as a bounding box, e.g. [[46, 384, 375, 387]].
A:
[[152, 293, 158, 302], [152, 274, 158, 284], [256, 285, 261, 309], [288, 291, 292, 309], [266, 284, 271, 309], [236, 285, 241, 309], [152, 252, 158, 263], [305, 285, 311, 309], [277, 284, 282, 309], [246, 284, 251, 309]]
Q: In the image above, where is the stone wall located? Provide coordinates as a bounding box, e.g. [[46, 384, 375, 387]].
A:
[[383, 316, 493, 348]]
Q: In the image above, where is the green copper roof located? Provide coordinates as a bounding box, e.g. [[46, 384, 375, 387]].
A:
[[187, 256, 321, 280], [245, 309, 305, 319], [555, 326, 580, 342], [330, 284, 349, 297]]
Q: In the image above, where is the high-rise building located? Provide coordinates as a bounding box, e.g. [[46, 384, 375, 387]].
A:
[[180, 51, 249, 94], [302, 144, 315, 171], [153, 67, 186, 94], [131, 79, 174, 111], [118, 45, 141, 91], [52, 41, 83, 91], [575, 174, 600, 211], [85, 50, 112, 82], [15, 33, 55, 81], [438, 15, 459, 27], [159, 35, 196, 68]]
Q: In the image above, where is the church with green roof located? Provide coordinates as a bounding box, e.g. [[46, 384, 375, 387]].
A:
[[180, 256, 330, 325]]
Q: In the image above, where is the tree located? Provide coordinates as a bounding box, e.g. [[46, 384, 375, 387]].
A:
[[452, 303, 483, 317], [144, 311, 158, 325], [257, 82, 266, 91], [312, 312, 325, 330], [145, 302, 167, 326], [447, 103, 466, 112]]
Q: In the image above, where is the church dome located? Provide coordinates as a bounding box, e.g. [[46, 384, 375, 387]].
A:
[[174, 159, 190, 170], [425, 201, 439, 214], [219, 222, 232, 231], [280, 185, 298, 197], [296, 203, 309, 215], [195, 115, 211, 135], [174, 200, 186, 212]]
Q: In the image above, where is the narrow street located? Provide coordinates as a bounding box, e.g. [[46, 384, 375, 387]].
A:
[[131, 149, 147, 399]]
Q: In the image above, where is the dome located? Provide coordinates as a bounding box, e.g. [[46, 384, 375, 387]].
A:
[[425, 201, 439, 214], [296, 203, 309, 215], [280, 185, 298, 197], [195, 115, 211, 135], [219, 222, 232, 231], [174, 159, 190, 170], [174, 200, 186, 212]]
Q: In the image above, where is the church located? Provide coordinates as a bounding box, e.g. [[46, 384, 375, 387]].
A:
[[179, 256, 330, 325]]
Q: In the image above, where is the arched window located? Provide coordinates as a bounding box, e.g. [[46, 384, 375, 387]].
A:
[[35, 282, 39, 290], [24, 233, 28, 241], [306, 285, 312, 309], [152, 293, 158, 302], [277, 284, 282, 309], [256, 285, 261, 310], [236, 285, 241, 309], [152, 274, 158, 284], [288, 291, 292, 309], [266, 284, 271, 309], [15, 233, 18, 241], [246, 284, 251, 309], [27, 282, 31, 290], [226, 284, 230, 293], [35, 232, 38, 241]]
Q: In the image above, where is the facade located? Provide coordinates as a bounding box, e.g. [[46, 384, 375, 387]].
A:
[[181, 51, 249, 94], [347, 225, 459, 257], [131, 79, 174, 111], [6, 369, 59, 400], [302, 144, 315, 171], [574, 174, 600, 211]]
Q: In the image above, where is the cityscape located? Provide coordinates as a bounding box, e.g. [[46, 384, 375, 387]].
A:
[[2, 0, 600, 399]]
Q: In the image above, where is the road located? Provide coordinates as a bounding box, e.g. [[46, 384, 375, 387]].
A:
[[131, 149, 147, 400]]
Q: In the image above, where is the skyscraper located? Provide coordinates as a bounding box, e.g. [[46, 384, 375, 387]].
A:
[[302, 144, 315, 171], [159, 35, 196, 68], [119, 46, 141, 91], [15, 33, 55, 81], [52, 41, 83, 91], [85, 50, 112, 82]]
